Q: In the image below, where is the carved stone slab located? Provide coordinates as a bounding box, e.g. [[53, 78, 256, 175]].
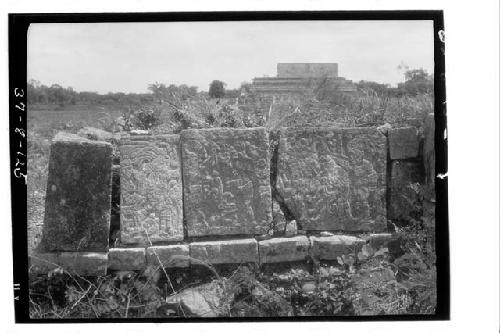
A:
[[276, 127, 387, 232], [181, 128, 272, 237], [40, 132, 113, 252], [120, 135, 183, 245]]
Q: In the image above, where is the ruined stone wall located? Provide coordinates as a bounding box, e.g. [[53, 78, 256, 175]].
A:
[[30, 122, 432, 275]]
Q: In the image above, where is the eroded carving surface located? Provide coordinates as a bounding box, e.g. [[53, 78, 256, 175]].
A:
[[120, 135, 183, 244], [40, 133, 113, 252], [181, 128, 272, 236], [276, 127, 387, 232]]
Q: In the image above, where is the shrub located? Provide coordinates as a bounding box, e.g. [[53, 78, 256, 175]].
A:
[[121, 106, 163, 131]]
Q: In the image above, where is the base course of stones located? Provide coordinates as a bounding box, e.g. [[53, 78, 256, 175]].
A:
[[29, 234, 393, 276]]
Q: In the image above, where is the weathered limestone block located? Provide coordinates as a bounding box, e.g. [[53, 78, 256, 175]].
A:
[[189, 239, 259, 265], [388, 127, 419, 160], [30, 252, 108, 276], [40, 132, 113, 252], [423, 113, 435, 187], [108, 248, 146, 271], [146, 244, 190, 268], [58, 252, 108, 276], [389, 161, 424, 223], [276, 127, 387, 232], [366, 233, 393, 249], [181, 128, 272, 237], [120, 135, 183, 245], [258, 236, 310, 263], [310, 235, 365, 260], [29, 252, 60, 275]]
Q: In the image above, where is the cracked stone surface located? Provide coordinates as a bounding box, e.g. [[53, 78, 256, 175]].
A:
[[276, 127, 387, 232], [181, 128, 272, 237]]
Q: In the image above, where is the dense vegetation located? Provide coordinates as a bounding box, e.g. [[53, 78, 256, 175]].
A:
[[27, 68, 436, 318]]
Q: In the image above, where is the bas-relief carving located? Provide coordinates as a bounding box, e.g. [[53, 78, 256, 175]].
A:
[[277, 128, 387, 232], [120, 135, 183, 244], [182, 128, 272, 236]]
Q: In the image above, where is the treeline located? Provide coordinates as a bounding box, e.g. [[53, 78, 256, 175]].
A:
[[27, 68, 433, 108], [355, 68, 434, 97], [27, 80, 156, 107], [26, 79, 245, 108]]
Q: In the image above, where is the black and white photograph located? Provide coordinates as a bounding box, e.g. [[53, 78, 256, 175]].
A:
[[11, 11, 447, 322]]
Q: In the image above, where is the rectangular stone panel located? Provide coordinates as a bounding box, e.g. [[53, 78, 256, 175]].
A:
[[258, 236, 310, 263], [120, 135, 183, 245], [181, 128, 272, 237], [40, 132, 113, 252], [189, 239, 259, 265], [310, 235, 365, 260], [146, 244, 190, 268], [108, 248, 146, 271], [388, 127, 419, 160], [276, 127, 387, 232]]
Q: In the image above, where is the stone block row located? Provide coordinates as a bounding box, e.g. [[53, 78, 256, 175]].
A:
[[30, 234, 393, 275], [40, 126, 398, 254]]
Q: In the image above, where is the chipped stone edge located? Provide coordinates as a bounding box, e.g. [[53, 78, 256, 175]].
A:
[[189, 238, 259, 265], [146, 244, 190, 268], [258, 236, 310, 264]]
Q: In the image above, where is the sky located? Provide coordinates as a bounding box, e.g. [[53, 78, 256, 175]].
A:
[[28, 20, 434, 94]]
